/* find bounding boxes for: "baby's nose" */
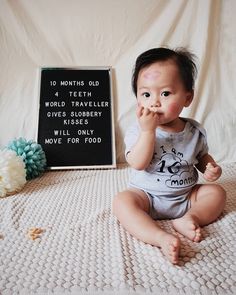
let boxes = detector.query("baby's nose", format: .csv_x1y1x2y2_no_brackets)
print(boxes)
151,101,161,108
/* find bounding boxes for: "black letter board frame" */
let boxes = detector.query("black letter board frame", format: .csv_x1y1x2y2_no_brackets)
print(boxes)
37,67,116,170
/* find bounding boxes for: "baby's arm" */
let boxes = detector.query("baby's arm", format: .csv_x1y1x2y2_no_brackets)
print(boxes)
196,153,222,182
127,106,159,170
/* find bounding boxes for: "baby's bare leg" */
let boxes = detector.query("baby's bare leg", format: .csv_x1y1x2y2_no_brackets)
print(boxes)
113,189,180,264
172,184,226,242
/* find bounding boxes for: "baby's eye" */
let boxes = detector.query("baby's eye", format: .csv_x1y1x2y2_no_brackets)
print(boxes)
142,92,151,98
161,91,171,97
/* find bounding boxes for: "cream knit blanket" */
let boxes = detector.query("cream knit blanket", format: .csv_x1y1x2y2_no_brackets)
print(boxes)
0,164,236,294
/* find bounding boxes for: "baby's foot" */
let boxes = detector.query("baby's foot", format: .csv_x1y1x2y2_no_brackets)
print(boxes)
158,231,180,264
172,215,201,242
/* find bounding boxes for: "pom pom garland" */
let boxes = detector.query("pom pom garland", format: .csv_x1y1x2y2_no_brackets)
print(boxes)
0,149,26,198
7,138,47,180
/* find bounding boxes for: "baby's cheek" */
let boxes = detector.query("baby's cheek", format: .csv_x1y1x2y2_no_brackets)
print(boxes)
168,102,181,113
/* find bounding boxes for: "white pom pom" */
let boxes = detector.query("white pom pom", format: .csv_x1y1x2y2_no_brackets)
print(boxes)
0,149,27,198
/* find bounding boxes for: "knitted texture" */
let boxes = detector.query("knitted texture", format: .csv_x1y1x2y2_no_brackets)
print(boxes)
0,164,235,294
7,138,47,180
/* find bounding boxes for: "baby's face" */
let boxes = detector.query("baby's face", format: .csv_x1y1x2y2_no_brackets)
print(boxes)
137,60,193,125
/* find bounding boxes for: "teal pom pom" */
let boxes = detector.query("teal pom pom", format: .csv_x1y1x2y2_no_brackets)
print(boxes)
7,138,47,180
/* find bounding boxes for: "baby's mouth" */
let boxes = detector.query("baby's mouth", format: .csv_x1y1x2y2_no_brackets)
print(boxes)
149,107,162,114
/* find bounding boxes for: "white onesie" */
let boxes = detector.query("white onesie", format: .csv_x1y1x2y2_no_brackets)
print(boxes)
125,118,208,219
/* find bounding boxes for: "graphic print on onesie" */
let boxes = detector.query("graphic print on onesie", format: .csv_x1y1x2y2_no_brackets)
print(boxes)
125,118,208,195
146,145,199,191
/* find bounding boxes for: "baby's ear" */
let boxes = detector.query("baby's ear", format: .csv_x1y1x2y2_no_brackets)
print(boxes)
184,91,194,107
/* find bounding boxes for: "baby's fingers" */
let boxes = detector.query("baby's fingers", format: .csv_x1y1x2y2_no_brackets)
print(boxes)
204,162,221,181
206,163,221,174
204,169,216,179
143,107,151,116
136,105,143,118
206,162,216,170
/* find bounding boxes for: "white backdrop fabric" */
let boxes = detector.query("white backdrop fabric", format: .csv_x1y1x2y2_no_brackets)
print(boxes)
0,0,236,164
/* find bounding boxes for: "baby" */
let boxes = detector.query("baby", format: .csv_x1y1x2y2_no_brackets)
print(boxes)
113,47,226,264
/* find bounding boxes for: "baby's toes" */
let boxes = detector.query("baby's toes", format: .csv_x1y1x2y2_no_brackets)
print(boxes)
193,228,201,242
169,241,180,264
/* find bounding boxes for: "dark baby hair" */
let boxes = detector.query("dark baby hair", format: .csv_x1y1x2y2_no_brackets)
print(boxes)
132,47,198,96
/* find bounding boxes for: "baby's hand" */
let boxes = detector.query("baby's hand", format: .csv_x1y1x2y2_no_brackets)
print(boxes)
203,162,222,182
136,105,159,132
